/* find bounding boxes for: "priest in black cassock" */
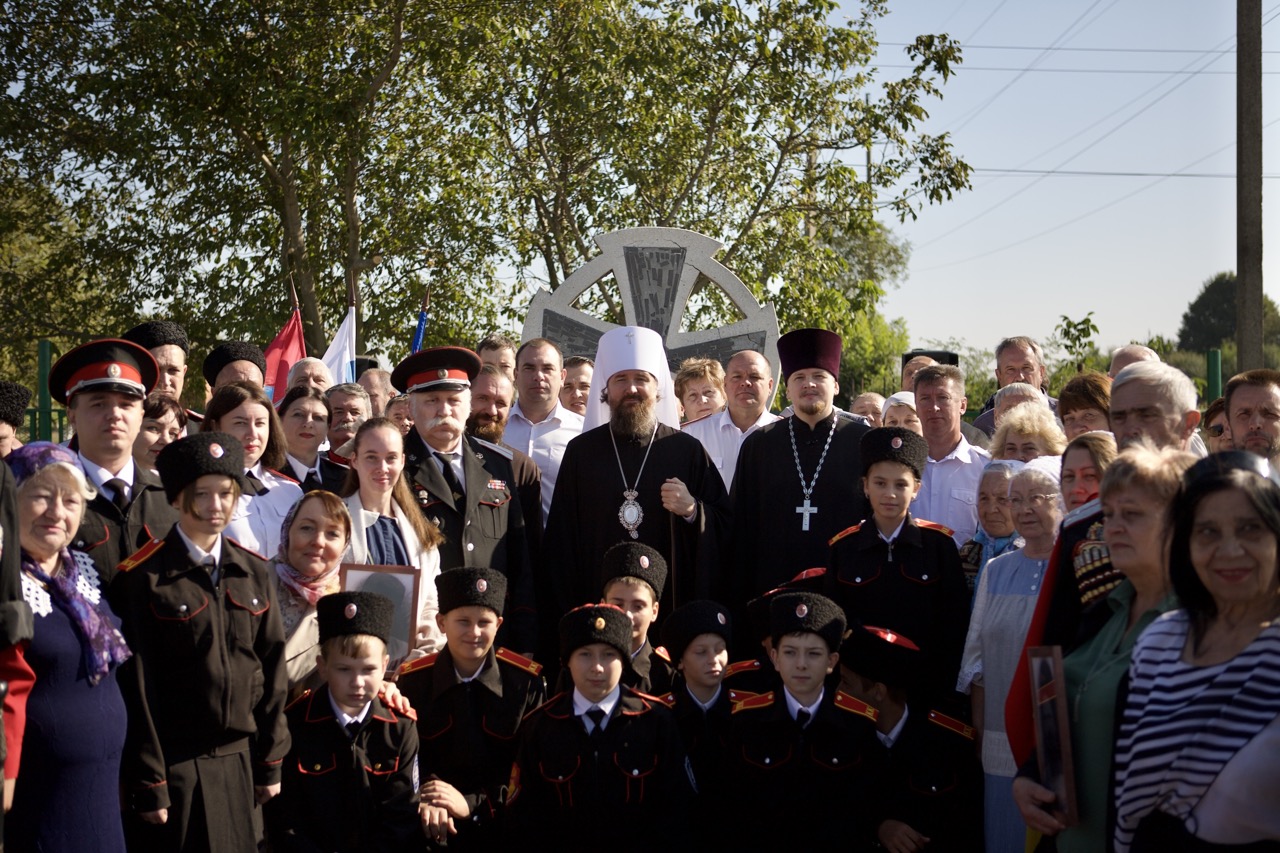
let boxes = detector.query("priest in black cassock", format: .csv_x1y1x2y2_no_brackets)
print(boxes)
728,328,870,622
542,326,729,628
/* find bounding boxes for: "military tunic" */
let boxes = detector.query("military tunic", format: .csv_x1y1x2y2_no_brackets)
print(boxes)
112,528,289,853
723,689,889,848
508,687,694,850
403,431,536,651
397,645,546,848
74,465,177,587
880,706,983,852
825,516,971,704
269,687,420,853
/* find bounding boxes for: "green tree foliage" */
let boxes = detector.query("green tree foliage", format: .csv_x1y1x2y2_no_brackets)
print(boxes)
1,0,968,370
1177,271,1280,353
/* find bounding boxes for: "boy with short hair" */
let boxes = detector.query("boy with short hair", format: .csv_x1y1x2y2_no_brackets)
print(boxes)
838,624,982,853
725,591,888,847
508,603,693,849
600,542,675,695
397,567,546,849
270,591,421,853
114,432,288,850
825,426,970,704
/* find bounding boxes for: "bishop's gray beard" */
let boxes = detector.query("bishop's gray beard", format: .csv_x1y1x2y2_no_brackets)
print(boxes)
609,398,657,440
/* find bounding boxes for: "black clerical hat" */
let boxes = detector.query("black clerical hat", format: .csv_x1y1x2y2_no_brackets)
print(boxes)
777,328,842,380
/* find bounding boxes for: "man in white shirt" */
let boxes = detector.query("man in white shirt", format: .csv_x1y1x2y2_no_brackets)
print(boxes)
504,338,584,523
913,364,990,547
681,349,779,491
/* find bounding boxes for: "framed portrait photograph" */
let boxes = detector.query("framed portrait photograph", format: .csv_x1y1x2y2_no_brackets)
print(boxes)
1028,645,1079,827
339,563,421,671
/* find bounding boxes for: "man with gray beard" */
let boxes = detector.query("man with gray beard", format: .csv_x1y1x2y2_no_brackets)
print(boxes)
543,327,730,625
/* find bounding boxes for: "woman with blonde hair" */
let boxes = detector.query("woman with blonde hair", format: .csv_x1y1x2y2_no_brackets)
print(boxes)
341,417,445,663
992,403,1068,462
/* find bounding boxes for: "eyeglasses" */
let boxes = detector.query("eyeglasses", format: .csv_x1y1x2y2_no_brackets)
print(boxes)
1204,423,1225,438
1008,494,1057,510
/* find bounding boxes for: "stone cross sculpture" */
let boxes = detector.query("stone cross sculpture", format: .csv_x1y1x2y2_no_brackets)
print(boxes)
521,227,781,380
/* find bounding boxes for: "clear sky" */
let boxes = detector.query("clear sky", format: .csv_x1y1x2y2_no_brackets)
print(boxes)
856,0,1278,358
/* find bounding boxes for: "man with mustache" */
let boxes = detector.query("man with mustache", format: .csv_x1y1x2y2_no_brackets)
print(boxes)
543,326,730,627
728,328,870,620
393,347,535,652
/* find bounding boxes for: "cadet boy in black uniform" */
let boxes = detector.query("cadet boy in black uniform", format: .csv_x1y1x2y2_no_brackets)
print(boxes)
838,624,982,852
397,567,546,849
657,599,750,833
113,431,289,852
724,591,888,848
601,541,675,695
825,427,970,705
270,591,421,853
508,603,694,851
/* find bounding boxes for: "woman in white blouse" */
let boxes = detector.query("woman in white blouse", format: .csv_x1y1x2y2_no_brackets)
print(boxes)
201,381,303,556
341,417,445,662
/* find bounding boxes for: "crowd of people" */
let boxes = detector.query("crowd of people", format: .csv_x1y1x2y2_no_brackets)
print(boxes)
0,320,1276,852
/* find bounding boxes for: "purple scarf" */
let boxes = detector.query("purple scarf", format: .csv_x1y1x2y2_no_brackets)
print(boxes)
23,550,131,686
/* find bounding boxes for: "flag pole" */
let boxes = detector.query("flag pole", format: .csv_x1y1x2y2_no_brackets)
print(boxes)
410,284,431,354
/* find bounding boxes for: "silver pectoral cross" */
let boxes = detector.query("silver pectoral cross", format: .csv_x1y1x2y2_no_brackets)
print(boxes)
796,498,817,531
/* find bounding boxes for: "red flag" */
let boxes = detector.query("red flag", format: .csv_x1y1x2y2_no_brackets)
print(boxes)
263,308,307,403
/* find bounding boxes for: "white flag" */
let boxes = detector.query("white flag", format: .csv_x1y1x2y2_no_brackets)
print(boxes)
322,306,357,384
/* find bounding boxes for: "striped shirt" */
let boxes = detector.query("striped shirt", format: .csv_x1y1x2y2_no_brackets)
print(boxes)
1113,611,1280,851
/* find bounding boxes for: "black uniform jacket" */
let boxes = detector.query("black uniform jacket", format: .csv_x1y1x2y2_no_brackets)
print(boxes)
270,686,420,853
112,528,290,813
508,686,694,850
403,431,536,650
825,515,971,704
723,688,889,848
74,464,177,587
882,705,983,853
397,644,546,844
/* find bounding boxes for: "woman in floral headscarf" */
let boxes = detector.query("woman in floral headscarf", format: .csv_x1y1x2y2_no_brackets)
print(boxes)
271,490,352,699
7,442,132,852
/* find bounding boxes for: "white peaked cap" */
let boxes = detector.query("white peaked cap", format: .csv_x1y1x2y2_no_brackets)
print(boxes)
584,326,681,431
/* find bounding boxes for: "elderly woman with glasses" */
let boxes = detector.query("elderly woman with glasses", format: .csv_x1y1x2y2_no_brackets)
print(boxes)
958,456,1064,853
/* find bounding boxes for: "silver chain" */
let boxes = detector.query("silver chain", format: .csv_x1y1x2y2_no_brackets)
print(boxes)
788,415,836,500
610,421,659,494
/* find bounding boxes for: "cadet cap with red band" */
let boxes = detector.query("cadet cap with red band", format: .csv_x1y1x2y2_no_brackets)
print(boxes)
48,338,158,405
391,346,482,394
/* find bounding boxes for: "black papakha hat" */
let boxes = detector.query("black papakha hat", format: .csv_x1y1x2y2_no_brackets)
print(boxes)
769,591,846,652
202,341,267,387
48,338,158,405
391,346,482,395
436,567,507,616
0,381,32,428
777,328,842,381
122,320,190,354
860,426,929,480
660,600,731,663
559,603,632,663
155,431,250,503
600,541,667,600
839,623,922,690
317,591,395,645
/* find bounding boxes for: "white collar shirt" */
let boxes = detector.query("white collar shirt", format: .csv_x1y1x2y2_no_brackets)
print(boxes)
877,706,910,749
913,435,989,547
572,685,621,732
783,686,824,726
80,454,136,504
687,683,722,713
505,400,584,523
174,524,223,584
327,692,372,728
285,453,321,485
681,408,779,492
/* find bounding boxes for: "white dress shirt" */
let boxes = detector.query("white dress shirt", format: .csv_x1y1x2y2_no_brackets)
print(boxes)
783,686,824,726
174,525,223,583
572,685,621,732
913,435,990,547
223,461,304,557
504,400,584,523
79,454,136,504
681,408,779,492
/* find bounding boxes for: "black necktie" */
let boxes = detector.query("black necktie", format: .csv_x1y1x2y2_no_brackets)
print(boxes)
105,478,129,513
585,707,607,739
796,708,812,729
433,452,465,503
243,470,266,496
301,471,323,493
345,720,362,740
